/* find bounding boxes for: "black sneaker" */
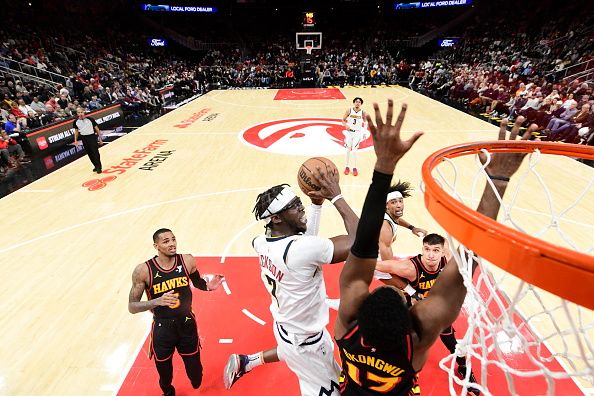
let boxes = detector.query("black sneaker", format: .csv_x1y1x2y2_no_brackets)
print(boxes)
457,365,480,395
223,354,249,389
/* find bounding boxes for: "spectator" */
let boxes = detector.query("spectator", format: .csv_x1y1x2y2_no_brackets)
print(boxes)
87,95,102,111
29,96,46,114
544,102,579,135
0,130,29,167
17,99,36,117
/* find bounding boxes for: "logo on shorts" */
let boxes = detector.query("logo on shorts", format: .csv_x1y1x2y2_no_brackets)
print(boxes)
239,118,373,156
81,176,118,191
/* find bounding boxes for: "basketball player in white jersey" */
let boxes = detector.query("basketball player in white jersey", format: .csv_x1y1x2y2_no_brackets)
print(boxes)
342,97,368,176
223,167,358,395
373,181,427,282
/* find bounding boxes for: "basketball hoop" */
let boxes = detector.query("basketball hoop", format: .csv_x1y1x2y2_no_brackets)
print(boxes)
305,45,313,55
421,141,594,395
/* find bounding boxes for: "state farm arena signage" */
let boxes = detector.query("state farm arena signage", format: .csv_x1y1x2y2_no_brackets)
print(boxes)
26,104,124,154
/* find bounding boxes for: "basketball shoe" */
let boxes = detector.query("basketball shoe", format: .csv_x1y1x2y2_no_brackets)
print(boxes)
224,353,249,389
344,167,350,175
352,168,358,176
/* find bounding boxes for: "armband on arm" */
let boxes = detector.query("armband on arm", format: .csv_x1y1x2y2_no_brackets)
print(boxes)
304,203,322,236
404,284,422,301
189,271,208,290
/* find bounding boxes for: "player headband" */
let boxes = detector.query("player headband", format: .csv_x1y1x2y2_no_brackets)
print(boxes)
386,191,403,202
261,186,297,223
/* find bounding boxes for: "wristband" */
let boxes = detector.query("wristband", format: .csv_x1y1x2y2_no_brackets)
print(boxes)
487,173,510,182
407,224,415,231
403,284,417,296
330,194,343,205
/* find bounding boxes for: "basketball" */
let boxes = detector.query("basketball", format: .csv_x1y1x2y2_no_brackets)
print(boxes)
297,157,338,195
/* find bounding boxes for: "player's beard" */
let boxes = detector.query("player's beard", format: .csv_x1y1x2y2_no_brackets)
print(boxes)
291,212,307,234
297,211,308,233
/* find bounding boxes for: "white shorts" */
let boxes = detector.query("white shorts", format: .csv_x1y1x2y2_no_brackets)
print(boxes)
343,129,366,150
274,322,340,396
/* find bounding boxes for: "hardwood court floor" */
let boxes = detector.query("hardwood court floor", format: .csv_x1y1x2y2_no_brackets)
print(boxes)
1,87,591,395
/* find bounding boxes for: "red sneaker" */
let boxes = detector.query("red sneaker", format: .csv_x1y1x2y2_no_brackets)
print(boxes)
344,167,350,175
353,168,358,176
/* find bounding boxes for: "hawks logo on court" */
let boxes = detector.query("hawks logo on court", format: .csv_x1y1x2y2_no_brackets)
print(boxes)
239,118,373,156
81,176,117,191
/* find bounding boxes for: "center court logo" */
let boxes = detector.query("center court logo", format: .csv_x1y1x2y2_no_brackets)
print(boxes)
239,118,373,156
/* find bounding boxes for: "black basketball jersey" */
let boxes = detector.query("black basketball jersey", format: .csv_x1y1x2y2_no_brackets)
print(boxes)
145,254,193,318
337,325,417,396
409,254,447,298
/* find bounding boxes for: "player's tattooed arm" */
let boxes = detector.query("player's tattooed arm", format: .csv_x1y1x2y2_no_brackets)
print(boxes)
183,254,224,291
128,264,178,313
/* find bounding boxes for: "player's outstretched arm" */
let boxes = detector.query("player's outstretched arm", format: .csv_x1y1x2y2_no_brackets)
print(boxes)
336,101,423,337
398,217,428,238
308,164,359,263
375,258,416,281
412,116,533,347
183,254,224,291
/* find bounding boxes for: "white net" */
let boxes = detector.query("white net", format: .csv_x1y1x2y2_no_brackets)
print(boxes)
425,147,594,396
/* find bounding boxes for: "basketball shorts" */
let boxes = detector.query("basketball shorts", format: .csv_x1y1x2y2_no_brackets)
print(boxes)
150,314,200,361
274,322,341,396
343,129,366,150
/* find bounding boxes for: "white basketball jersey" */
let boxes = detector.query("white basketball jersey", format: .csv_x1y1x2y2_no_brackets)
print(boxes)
347,108,364,131
384,213,398,243
253,234,334,334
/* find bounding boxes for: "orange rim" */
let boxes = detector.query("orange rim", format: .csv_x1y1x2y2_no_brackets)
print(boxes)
422,141,594,310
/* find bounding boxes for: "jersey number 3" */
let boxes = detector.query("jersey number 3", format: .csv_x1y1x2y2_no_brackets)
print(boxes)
345,361,402,393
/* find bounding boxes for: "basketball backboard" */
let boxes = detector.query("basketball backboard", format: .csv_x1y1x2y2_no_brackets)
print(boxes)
296,32,322,54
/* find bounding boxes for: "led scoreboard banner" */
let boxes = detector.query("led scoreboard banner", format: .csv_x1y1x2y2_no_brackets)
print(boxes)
141,4,218,12
394,0,472,10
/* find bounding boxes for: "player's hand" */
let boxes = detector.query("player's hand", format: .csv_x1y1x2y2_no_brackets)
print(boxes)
410,292,424,305
478,117,537,179
309,196,325,205
157,290,179,307
204,274,225,290
412,227,427,237
98,140,104,146
366,101,423,173
308,164,341,202
73,140,79,146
